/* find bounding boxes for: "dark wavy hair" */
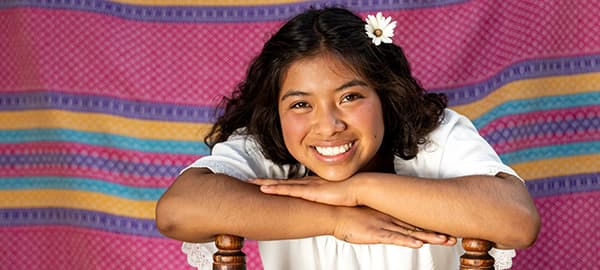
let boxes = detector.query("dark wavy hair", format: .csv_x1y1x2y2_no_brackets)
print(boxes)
205,7,447,166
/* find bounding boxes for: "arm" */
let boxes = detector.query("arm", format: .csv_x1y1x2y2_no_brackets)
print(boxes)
156,167,336,243
352,172,540,249
155,167,449,247
257,172,539,249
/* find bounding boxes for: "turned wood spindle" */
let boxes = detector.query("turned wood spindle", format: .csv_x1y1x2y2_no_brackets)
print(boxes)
213,235,494,270
213,234,246,270
460,238,495,270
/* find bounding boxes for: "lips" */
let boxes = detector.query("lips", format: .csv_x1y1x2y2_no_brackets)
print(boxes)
314,142,353,156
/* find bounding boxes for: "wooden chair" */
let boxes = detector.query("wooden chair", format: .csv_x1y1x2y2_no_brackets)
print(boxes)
212,234,495,270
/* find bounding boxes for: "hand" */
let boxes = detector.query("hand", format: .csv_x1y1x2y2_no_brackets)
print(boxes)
334,206,457,248
252,176,358,207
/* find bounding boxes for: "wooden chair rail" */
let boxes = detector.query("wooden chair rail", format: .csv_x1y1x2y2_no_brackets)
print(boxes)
212,234,494,270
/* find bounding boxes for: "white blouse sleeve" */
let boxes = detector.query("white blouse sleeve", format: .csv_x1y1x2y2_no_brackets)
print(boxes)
183,132,268,180
183,130,300,180
433,109,520,180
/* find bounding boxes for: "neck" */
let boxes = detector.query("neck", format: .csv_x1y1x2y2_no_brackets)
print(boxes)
360,149,395,174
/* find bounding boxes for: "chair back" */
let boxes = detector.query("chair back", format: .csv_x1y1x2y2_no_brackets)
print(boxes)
212,235,495,270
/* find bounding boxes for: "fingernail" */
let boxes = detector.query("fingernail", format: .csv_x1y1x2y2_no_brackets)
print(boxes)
414,240,423,246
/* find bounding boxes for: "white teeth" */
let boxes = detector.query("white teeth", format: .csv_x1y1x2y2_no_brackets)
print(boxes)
315,142,352,156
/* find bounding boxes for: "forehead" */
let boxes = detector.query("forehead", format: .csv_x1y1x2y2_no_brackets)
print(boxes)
281,53,364,89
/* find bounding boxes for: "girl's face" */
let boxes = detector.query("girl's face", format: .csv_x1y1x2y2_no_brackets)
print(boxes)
278,54,385,181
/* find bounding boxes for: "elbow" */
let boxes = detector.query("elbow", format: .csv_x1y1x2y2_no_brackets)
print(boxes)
155,195,202,241
497,205,541,249
155,196,181,238
520,208,541,248
155,193,215,243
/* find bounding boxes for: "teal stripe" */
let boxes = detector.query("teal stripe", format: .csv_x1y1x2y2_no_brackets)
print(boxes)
0,128,210,155
0,177,165,201
500,141,600,165
473,92,600,129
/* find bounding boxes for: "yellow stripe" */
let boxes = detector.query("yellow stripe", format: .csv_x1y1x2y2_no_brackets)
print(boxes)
109,0,305,6
451,72,600,120
511,154,600,181
0,190,155,219
0,110,212,141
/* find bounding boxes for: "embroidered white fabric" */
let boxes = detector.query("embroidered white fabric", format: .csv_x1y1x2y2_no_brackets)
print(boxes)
491,247,516,269
181,242,215,270
182,242,516,270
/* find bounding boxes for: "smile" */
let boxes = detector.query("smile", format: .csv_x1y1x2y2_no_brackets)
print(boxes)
314,142,354,156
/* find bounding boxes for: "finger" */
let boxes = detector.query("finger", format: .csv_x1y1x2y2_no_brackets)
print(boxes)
386,221,450,245
390,219,421,230
249,178,285,185
259,184,294,195
260,185,313,201
375,229,424,248
251,178,312,185
408,230,451,244
441,236,458,246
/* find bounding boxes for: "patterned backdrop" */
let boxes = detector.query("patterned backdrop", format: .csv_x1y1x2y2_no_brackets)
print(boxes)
1,0,598,269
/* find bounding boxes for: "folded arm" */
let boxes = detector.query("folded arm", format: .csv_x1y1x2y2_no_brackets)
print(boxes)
355,172,539,249
155,168,453,247
256,172,540,249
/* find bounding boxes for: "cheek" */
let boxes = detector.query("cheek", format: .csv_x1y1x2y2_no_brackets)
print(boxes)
280,113,309,148
355,104,385,139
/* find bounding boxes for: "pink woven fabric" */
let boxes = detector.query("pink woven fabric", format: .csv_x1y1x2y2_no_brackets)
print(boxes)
1,1,598,269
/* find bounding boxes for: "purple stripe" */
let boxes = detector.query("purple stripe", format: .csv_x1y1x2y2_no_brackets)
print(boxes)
433,54,600,106
0,91,217,123
0,207,161,237
1,0,468,23
1,153,184,177
483,114,600,146
3,55,600,118
526,173,600,198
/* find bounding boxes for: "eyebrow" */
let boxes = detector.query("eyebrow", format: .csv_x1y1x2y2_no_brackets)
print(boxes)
279,79,369,102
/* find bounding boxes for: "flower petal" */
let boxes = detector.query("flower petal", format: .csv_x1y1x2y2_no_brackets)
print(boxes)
373,37,382,46
380,16,391,29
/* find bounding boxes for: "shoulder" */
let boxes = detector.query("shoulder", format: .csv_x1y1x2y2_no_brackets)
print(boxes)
186,128,304,179
394,109,517,178
424,109,519,178
426,108,477,144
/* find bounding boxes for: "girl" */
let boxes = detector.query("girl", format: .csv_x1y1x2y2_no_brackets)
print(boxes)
156,7,540,270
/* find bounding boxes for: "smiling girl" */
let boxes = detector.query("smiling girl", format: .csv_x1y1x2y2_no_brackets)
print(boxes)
156,7,540,270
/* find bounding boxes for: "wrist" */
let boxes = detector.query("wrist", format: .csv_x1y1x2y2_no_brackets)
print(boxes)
330,206,352,240
352,173,374,206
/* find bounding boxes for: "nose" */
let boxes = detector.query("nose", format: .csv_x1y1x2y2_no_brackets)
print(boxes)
313,107,346,136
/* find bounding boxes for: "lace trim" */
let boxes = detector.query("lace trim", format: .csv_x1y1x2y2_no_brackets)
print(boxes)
181,242,214,270
182,241,515,269
490,248,516,270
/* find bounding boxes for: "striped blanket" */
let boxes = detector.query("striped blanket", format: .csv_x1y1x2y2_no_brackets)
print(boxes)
1,0,598,269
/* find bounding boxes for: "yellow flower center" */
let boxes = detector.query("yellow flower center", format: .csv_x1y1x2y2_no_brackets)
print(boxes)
373,28,383,37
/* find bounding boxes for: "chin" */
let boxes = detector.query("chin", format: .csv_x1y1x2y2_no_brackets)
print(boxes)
312,170,354,182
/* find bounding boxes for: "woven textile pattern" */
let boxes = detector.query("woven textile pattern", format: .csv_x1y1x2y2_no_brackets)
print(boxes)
0,0,598,269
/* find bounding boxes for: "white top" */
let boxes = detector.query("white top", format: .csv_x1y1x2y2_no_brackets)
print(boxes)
181,109,517,270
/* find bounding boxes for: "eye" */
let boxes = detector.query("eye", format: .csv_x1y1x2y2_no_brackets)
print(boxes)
341,93,363,103
290,101,310,109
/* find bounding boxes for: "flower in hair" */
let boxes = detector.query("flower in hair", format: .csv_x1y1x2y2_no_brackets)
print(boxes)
364,12,397,46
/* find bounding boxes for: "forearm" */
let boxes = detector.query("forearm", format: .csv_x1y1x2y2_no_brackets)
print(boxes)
156,168,338,243
355,173,540,248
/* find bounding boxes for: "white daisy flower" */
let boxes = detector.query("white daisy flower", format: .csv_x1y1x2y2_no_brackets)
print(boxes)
364,12,397,46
